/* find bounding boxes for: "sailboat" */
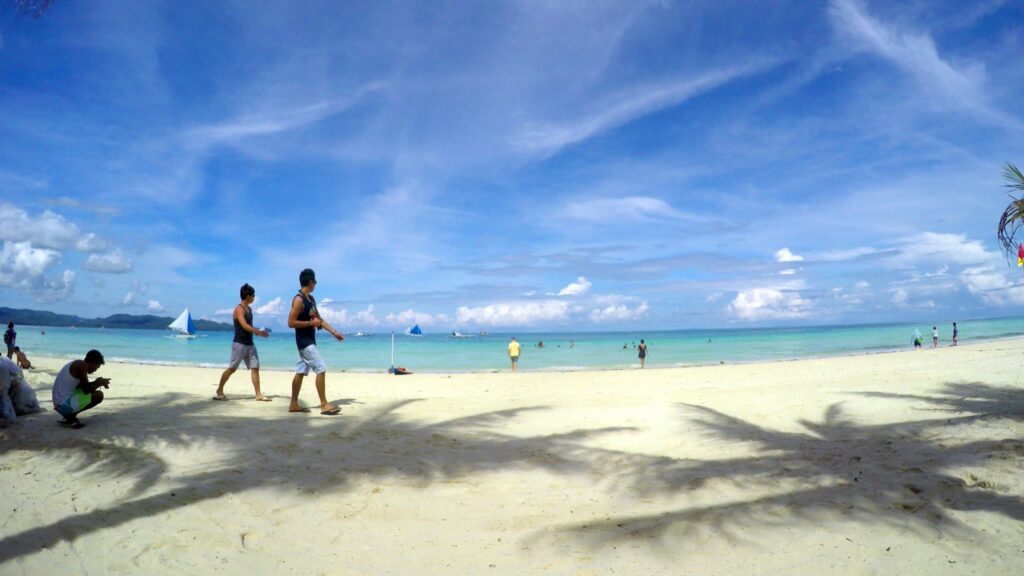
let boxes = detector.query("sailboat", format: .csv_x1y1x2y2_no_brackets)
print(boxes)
168,307,197,338
405,324,423,336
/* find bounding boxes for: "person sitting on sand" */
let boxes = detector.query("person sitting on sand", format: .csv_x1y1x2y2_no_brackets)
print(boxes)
214,283,271,402
288,268,344,415
13,347,31,369
51,349,109,429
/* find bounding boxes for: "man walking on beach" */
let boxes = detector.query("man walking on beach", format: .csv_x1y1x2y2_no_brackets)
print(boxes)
215,283,270,401
51,349,109,429
288,269,344,415
952,322,958,346
508,337,521,371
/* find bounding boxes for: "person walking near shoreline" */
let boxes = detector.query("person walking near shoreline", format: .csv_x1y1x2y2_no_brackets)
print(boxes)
932,325,939,348
638,339,647,368
214,283,270,401
288,269,344,415
952,322,958,346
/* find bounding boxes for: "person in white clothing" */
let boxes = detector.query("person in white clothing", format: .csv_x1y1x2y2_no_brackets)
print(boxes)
52,350,109,429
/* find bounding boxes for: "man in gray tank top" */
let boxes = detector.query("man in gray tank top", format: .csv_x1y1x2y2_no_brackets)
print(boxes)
214,283,270,401
288,268,344,415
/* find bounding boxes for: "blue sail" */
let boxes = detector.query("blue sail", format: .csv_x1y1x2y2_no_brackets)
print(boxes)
406,324,422,336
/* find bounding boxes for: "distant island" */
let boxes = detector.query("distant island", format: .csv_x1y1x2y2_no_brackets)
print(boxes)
0,307,232,332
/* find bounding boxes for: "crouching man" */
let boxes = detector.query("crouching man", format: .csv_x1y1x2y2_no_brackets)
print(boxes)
52,349,109,429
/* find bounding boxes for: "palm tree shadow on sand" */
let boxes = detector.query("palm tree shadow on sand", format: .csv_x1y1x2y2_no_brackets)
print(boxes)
549,383,1024,547
0,393,634,565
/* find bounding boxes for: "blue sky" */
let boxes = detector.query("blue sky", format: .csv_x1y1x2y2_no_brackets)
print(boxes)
1,0,1023,331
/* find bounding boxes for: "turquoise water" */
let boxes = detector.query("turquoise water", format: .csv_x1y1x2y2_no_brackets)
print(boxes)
11,317,1024,373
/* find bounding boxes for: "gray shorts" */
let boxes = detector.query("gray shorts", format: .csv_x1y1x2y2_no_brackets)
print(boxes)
296,344,327,375
228,342,260,370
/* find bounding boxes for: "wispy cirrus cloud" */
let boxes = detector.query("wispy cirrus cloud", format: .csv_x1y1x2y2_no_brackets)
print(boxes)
513,61,780,157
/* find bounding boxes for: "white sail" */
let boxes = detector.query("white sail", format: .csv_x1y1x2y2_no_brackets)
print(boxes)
168,307,196,335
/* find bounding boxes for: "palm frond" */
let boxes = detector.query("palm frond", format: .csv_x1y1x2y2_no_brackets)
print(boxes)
996,162,1024,258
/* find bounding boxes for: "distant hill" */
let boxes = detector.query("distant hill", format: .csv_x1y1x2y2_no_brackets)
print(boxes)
0,307,232,331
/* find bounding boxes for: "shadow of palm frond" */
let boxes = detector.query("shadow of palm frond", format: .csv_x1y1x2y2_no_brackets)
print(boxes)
0,392,634,564
553,401,1024,546
854,381,1024,420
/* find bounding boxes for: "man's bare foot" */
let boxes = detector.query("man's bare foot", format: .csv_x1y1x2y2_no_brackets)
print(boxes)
289,404,310,413
254,395,272,402
320,403,340,415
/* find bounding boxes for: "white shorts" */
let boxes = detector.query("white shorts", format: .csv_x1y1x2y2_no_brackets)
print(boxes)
296,345,327,375
228,342,259,370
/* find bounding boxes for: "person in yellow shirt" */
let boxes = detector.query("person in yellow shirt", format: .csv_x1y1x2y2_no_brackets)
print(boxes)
508,337,521,371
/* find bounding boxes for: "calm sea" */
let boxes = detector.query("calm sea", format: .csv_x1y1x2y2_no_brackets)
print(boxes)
11,317,1024,373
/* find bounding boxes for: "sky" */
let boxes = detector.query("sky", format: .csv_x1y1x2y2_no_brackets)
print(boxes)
1,0,1023,332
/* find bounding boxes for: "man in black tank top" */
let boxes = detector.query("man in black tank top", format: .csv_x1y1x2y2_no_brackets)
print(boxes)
288,268,345,415
215,283,270,401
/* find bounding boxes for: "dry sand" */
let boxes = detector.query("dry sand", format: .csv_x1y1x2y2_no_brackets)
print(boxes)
1,340,1023,575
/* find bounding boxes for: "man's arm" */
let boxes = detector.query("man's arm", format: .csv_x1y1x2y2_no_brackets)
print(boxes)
318,318,344,342
70,360,108,394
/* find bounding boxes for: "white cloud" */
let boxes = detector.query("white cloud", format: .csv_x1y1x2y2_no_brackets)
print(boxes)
75,233,108,252
514,61,778,157
809,247,879,262
706,292,725,303
122,291,136,305
315,303,381,328
779,268,798,276
147,300,164,312
828,0,990,116
256,296,285,315
589,301,649,323
892,288,908,305
84,249,133,273
0,203,101,251
775,248,804,262
855,280,871,289
0,241,74,302
558,276,592,296
385,309,447,328
213,308,235,316
726,288,812,320
564,196,697,223
456,300,570,327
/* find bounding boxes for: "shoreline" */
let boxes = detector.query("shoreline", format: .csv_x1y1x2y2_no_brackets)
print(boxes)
23,333,1024,376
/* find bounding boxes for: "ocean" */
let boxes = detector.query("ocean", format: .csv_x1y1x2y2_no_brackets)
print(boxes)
11,317,1024,373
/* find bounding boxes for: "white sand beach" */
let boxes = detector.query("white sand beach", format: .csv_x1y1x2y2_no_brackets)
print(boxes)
2,340,1023,575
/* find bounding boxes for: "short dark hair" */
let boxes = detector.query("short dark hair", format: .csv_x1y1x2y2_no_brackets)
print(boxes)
240,283,255,300
84,349,105,366
299,268,317,287
13,346,19,352
6,322,12,329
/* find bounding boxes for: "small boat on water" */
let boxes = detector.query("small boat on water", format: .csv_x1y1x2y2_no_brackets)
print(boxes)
354,332,374,337
449,330,475,338
405,324,423,336
168,307,197,338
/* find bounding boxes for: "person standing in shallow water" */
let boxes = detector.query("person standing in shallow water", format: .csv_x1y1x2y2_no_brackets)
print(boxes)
288,268,344,415
638,339,648,368
508,337,521,371
215,283,270,401
952,322,958,346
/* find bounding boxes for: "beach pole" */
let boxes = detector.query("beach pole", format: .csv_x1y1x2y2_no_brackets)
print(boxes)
390,331,395,374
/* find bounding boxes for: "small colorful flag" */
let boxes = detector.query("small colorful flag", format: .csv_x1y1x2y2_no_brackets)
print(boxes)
1017,243,1023,267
